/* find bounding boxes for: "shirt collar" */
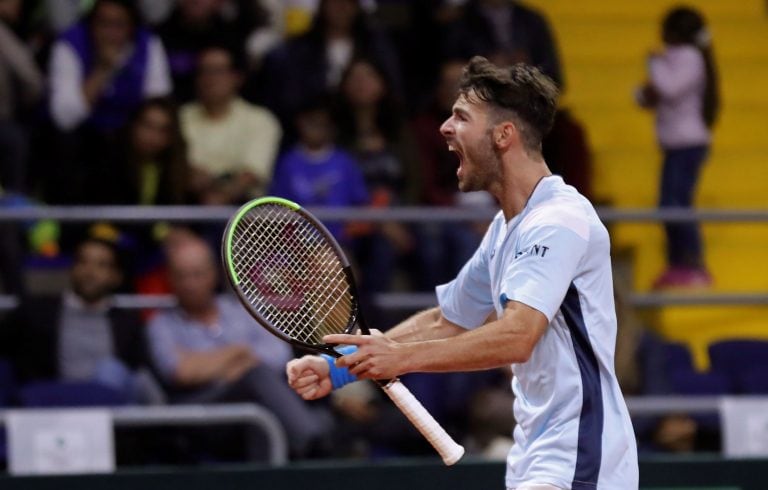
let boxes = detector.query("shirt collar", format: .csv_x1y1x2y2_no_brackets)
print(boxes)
63,290,112,313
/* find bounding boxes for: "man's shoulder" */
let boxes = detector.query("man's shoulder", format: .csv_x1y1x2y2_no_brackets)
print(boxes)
146,305,184,330
233,99,279,124
179,102,202,124
523,191,593,241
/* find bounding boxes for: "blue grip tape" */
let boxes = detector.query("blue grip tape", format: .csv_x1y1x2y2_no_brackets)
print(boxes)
321,345,358,390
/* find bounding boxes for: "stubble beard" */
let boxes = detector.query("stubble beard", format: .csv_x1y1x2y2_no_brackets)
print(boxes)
458,133,501,193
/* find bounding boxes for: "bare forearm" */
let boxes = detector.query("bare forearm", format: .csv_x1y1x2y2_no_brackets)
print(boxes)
385,307,465,343
400,318,534,373
332,301,548,379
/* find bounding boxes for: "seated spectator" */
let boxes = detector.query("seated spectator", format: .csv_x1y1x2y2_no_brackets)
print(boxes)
147,235,332,458
256,0,402,137
269,97,369,244
181,45,281,204
87,97,192,206
158,0,245,102
239,0,283,71
1,227,164,404
48,0,171,134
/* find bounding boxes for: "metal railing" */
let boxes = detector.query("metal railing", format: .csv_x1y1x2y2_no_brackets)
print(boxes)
1,204,768,224
1,205,768,309
0,403,289,465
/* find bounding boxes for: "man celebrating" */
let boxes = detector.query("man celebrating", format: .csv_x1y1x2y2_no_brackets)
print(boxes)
287,57,638,489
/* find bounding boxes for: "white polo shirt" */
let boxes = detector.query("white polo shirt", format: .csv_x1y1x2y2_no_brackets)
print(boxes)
437,176,638,489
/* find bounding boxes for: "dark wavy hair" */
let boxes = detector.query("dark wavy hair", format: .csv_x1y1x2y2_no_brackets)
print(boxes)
307,0,366,43
334,56,405,146
662,6,720,127
458,56,559,154
124,97,190,204
87,0,142,30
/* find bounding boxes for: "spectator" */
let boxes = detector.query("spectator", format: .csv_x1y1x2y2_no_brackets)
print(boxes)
256,0,402,136
240,0,284,70
0,0,43,195
335,57,418,293
88,97,192,206
439,0,564,89
1,228,164,404
269,97,369,243
636,6,720,289
182,45,281,204
48,0,171,133
158,0,244,102
147,235,332,457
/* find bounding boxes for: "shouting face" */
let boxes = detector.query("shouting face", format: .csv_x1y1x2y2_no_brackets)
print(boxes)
439,91,502,193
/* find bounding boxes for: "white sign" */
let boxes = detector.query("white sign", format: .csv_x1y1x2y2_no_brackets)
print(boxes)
721,397,768,457
6,409,115,475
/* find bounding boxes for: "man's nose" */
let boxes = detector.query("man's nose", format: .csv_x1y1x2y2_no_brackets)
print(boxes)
439,117,454,137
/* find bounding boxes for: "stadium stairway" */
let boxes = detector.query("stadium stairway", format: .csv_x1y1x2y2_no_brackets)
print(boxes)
524,0,768,368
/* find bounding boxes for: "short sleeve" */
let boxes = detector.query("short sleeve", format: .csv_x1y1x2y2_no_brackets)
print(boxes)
499,224,588,321
49,41,89,130
144,36,172,97
435,224,495,329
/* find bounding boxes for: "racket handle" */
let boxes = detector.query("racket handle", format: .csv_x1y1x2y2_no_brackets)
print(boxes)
381,379,465,465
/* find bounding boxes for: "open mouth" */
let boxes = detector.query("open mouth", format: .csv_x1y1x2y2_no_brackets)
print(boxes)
447,142,465,177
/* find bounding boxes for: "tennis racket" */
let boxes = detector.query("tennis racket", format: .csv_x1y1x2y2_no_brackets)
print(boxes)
221,196,465,465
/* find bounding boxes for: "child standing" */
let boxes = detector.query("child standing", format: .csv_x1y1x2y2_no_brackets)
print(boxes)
637,6,720,289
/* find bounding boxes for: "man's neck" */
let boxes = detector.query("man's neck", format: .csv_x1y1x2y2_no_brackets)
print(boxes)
493,151,552,221
65,290,111,312
182,297,219,325
202,98,234,120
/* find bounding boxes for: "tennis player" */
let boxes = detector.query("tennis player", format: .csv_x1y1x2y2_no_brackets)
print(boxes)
287,56,638,490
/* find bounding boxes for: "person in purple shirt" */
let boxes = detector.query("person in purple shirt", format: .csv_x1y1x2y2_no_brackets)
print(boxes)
49,0,171,133
269,97,370,244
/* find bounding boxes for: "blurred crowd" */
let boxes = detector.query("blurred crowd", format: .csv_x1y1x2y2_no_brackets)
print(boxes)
0,0,596,296
2,0,727,468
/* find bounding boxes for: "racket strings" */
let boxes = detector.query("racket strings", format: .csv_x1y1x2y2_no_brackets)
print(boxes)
231,205,354,343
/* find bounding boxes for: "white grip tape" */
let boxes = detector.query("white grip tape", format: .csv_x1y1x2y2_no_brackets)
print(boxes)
381,379,465,465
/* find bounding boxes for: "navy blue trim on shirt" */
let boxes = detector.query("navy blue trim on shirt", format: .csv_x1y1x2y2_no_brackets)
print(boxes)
561,283,604,489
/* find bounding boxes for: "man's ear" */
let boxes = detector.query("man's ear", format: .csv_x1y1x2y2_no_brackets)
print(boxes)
494,121,518,150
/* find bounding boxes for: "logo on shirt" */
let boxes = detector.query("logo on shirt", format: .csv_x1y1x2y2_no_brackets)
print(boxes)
514,244,550,259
